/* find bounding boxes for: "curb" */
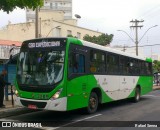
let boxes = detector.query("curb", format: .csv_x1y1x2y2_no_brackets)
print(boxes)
0,107,38,118
153,88,160,91
153,86,160,91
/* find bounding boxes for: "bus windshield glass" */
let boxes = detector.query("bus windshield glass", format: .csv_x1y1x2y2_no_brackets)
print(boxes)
17,50,65,86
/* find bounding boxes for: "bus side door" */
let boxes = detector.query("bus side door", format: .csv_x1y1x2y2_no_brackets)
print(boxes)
119,56,129,100
67,44,88,110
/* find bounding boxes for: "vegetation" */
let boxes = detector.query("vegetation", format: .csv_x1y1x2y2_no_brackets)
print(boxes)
67,34,77,38
153,60,160,73
0,0,43,13
83,33,114,46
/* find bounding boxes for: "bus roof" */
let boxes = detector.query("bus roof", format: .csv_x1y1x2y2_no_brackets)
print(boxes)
22,37,150,61
80,39,147,61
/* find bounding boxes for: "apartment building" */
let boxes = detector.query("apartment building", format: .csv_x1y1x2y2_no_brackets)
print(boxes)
26,0,72,22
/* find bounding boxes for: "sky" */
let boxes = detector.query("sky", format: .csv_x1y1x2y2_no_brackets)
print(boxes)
1,0,160,56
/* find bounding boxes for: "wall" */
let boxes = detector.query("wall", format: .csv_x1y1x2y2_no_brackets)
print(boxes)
0,64,16,85
0,45,20,60
0,12,102,42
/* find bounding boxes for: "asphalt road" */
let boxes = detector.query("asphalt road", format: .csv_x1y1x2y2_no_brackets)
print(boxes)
0,90,160,130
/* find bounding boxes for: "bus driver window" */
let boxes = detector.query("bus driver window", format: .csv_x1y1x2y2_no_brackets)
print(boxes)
69,53,85,75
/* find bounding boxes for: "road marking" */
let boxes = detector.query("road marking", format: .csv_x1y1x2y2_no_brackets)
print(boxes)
75,113,102,122
0,118,18,121
40,113,102,130
143,95,160,98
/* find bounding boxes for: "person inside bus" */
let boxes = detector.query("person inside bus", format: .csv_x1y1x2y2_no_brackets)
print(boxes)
0,70,11,108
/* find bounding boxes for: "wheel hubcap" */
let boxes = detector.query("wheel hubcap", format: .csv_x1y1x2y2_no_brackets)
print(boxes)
90,97,96,109
136,93,140,100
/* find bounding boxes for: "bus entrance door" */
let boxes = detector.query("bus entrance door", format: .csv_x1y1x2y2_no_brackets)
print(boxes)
67,45,88,110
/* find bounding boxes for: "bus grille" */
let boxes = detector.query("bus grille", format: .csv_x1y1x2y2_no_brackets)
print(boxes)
20,99,47,108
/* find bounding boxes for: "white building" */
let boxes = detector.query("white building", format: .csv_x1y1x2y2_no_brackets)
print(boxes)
112,45,145,57
0,40,21,63
151,54,160,61
26,0,72,22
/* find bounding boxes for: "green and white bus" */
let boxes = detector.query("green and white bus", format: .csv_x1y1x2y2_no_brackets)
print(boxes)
14,37,153,113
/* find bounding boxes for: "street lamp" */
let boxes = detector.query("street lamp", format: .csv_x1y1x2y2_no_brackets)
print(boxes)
75,14,81,19
46,26,60,37
75,14,81,26
117,25,158,56
139,25,158,43
117,30,134,42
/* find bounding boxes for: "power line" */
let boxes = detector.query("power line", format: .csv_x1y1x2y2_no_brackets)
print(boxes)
138,5,160,20
113,43,160,48
130,44,160,48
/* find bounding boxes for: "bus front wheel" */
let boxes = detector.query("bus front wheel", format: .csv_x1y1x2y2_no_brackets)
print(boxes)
86,92,98,114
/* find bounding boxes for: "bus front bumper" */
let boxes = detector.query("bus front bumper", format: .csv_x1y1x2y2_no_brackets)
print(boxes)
14,96,67,111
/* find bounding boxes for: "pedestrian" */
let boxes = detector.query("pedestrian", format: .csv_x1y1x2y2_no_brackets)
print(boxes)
157,79,159,86
0,69,11,108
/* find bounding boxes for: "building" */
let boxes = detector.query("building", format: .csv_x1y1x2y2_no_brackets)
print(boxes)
0,40,21,63
112,45,145,57
26,0,72,22
151,54,160,61
0,11,102,42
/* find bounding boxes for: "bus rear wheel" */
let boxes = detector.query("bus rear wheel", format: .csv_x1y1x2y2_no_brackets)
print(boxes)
86,92,98,114
133,87,140,102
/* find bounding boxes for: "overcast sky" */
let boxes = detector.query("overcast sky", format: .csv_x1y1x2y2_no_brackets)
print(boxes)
0,0,160,56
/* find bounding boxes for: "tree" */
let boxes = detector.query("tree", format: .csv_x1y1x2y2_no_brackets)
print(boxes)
0,0,43,13
67,34,78,38
153,60,160,73
83,33,114,46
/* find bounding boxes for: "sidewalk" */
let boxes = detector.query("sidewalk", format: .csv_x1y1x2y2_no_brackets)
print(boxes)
0,96,36,118
153,85,160,90
0,85,160,118
2,95,17,109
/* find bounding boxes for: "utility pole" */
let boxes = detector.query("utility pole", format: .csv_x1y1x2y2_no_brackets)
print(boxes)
39,17,41,38
35,7,39,38
130,19,144,56
122,45,126,52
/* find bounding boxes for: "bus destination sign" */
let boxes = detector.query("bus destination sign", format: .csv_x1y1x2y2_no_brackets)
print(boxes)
28,41,61,48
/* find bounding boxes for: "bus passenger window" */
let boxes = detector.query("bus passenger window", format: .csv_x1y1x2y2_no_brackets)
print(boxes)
90,50,105,73
107,54,119,74
69,53,85,75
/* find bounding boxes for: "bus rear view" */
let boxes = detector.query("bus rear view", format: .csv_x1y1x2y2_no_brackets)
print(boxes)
15,38,67,111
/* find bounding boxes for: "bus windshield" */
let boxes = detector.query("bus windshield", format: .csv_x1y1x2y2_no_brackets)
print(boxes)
17,50,65,86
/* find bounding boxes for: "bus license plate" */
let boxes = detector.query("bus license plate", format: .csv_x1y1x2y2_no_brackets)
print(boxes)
28,104,37,109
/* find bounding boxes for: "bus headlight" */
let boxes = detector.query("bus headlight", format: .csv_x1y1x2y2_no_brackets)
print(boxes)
51,89,63,100
15,90,19,97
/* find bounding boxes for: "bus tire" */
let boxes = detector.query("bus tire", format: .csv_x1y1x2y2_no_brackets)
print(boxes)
86,92,98,114
133,87,141,102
